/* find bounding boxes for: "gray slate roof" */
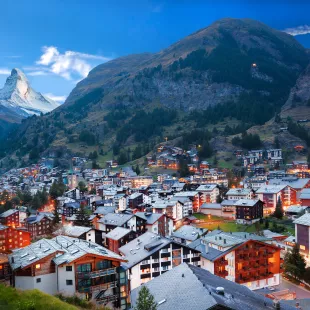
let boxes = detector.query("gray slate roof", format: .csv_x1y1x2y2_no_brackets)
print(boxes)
0,209,18,218
105,227,132,241
131,263,295,310
9,235,125,270
98,213,134,226
135,212,163,224
171,225,207,241
94,206,116,215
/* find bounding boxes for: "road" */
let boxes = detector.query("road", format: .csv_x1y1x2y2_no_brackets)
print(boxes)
276,277,310,299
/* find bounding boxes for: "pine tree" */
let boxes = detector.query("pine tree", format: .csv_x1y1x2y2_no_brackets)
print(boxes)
264,218,269,229
284,244,306,280
74,203,91,227
53,205,60,225
273,197,284,219
135,164,141,175
134,286,157,310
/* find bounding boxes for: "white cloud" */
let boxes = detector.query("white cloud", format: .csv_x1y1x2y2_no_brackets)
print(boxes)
284,25,310,36
0,68,10,75
36,46,111,80
44,93,66,103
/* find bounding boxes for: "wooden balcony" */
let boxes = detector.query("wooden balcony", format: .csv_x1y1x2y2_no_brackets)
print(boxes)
217,270,228,277
97,294,119,305
78,281,118,293
77,267,117,279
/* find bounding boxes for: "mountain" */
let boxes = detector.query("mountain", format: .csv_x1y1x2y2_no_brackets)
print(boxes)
1,18,310,168
0,68,59,122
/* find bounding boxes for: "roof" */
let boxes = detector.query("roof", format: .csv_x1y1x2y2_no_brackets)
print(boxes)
263,230,286,239
300,188,310,200
269,178,310,190
135,212,163,224
63,202,80,209
171,226,207,241
119,232,171,269
256,184,287,194
226,188,252,196
174,191,198,197
25,213,54,224
234,199,260,207
9,235,125,270
0,209,18,218
105,227,132,240
285,205,308,213
196,184,218,192
200,203,222,210
93,206,116,215
130,263,295,310
98,213,134,226
293,213,310,226
55,225,92,237
188,239,223,260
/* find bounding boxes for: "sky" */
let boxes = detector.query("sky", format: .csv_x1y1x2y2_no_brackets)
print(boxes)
0,0,310,103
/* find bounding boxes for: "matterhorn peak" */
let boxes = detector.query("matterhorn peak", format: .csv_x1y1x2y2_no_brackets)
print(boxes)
0,68,59,120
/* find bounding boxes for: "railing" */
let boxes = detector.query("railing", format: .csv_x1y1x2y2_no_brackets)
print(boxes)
77,267,117,279
97,294,119,304
78,281,118,293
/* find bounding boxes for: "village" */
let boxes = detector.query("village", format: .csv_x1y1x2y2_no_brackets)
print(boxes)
0,143,310,309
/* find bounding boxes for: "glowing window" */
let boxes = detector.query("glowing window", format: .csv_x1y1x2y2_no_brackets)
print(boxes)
35,264,41,269
300,245,306,250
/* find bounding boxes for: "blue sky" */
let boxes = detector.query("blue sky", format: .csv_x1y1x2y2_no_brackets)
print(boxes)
0,0,310,103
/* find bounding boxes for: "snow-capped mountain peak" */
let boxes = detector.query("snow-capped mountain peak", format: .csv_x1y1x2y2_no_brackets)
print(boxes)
0,68,60,119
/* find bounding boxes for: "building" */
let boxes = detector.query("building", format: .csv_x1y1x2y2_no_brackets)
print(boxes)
135,212,173,237
98,213,146,236
0,224,31,252
130,176,153,188
226,188,254,201
62,202,80,217
174,191,200,213
196,184,219,204
24,213,54,239
119,232,201,290
9,236,129,309
300,188,310,206
128,193,143,209
0,209,20,228
234,199,264,224
256,185,297,214
171,225,207,245
200,203,223,217
130,263,294,310
293,213,310,264
189,232,283,290
105,227,136,254
0,253,11,281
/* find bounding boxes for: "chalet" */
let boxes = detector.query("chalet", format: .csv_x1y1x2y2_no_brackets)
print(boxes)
98,213,147,236
293,213,310,264
62,202,80,217
0,209,19,228
25,213,54,239
174,191,200,213
200,203,223,217
119,232,201,290
300,188,310,206
234,199,264,224
135,212,173,237
189,231,283,290
0,253,11,282
9,236,129,309
130,176,153,188
0,224,31,252
128,192,143,209
105,227,136,254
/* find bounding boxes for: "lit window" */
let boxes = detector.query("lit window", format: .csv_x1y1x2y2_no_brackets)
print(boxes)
300,245,306,250
35,264,41,269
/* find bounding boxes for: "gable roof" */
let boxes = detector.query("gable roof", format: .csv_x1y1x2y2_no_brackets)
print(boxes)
105,227,132,241
293,213,310,226
98,213,134,226
130,263,295,310
0,209,18,218
135,212,163,224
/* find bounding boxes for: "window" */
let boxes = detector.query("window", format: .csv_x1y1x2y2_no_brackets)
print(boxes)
36,278,41,283
35,264,41,270
300,245,306,251
66,280,73,285
66,266,72,271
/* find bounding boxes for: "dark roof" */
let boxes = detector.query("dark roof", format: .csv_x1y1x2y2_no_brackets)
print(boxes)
131,263,295,310
63,202,80,209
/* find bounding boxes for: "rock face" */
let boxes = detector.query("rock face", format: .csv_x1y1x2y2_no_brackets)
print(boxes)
0,68,59,122
282,63,310,111
64,18,308,111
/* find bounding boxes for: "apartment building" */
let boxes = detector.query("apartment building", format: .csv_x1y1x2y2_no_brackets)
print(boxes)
0,224,31,252
196,184,219,204
24,212,54,238
226,188,254,201
9,236,129,309
0,209,20,228
189,232,282,290
293,213,310,264
119,232,201,290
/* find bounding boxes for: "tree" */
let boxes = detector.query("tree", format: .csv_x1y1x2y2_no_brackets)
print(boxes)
50,178,66,200
53,205,60,226
134,286,157,310
264,218,269,229
78,181,87,193
273,197,284,219
284,244,306,280
135,164,141,175
74,203,91,227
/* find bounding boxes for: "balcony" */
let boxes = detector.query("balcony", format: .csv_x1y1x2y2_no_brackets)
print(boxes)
217,260,228,266
97,294,119,305
217,270,228,277
77,267,117,279
78,281,118,293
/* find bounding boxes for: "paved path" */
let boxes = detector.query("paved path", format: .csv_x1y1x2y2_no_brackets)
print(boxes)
276,277,310,299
